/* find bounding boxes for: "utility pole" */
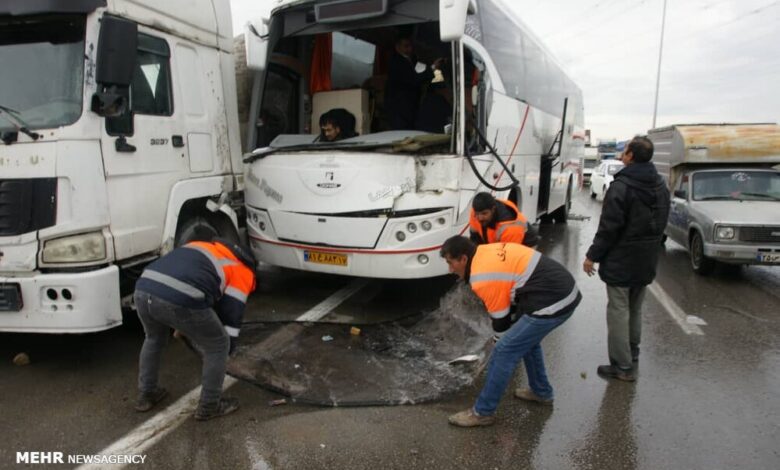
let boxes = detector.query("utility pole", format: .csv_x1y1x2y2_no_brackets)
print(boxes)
652,0,668,129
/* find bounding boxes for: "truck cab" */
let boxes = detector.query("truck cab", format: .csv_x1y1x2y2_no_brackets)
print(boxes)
0,0,243,332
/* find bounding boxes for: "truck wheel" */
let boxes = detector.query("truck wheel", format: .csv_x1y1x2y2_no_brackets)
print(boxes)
174,215,238,247
690,231,715,275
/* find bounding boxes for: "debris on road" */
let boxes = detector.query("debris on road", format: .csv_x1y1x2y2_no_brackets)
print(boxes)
350,326,361,336
268,398,287,407
449,354,480,365
13,352,30,366
686,315,707,326
322,335,334,342
580,372,587,379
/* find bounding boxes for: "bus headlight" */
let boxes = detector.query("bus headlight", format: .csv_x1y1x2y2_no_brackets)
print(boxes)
715,226,735,240
407,222,417,233
421,221,432,231
396,231,406,242
42,232,106,263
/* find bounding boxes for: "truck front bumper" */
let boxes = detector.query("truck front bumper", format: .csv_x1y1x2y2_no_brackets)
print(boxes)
0,265,122,333
704,242,780,265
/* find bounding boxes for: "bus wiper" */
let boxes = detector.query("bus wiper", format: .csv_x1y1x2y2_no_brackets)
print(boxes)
697,195,734,201
0,104,41,142
740,192,780,201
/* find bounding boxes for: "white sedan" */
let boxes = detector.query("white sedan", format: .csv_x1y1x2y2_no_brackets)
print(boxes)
590,160,625,201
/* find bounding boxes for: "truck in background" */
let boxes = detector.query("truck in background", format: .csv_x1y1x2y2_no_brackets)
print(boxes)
0,0,244,333
581,144,599,186
649,123,780,274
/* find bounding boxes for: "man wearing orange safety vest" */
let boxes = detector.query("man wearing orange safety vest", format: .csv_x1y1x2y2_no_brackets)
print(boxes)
440,236,580,427
469,192,538,247
133,237,256,421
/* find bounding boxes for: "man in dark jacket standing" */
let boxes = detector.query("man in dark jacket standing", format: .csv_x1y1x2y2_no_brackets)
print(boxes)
583,136,670,381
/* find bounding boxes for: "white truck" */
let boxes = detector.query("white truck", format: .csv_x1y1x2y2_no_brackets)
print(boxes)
650,124,780,274
0,0,245,332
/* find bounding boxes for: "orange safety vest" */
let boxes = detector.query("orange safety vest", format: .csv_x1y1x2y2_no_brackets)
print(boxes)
186,241,256,301
469,243,541,320
469,199,528,244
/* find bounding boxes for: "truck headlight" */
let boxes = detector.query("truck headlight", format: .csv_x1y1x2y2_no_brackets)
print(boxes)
715,226,735,241
42,232,106,263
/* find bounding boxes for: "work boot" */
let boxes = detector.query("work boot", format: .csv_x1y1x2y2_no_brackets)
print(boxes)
194,396,240,421
514,388,554,405
597,364,636,382
448,408,496,427
134,387,168,412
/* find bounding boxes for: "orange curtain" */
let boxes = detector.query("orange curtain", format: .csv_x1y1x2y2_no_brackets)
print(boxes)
310,33,333,94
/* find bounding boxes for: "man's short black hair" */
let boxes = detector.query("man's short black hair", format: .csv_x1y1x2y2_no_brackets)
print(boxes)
440,236,476,260
472,192,497,212
628,136,654,163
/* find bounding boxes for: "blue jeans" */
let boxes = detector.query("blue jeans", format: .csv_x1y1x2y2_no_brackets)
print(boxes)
474,311,573,416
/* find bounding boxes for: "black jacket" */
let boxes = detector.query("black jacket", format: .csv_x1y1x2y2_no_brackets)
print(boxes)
586,162,670,287
385,52,433,130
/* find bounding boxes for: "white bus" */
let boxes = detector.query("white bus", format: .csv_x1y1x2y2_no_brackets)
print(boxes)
241,0,584,279
0,0,243,332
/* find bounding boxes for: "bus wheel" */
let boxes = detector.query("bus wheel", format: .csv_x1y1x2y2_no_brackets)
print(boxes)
552,181,572,224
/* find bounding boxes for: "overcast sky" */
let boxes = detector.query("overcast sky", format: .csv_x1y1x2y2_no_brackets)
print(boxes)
230,0,780,142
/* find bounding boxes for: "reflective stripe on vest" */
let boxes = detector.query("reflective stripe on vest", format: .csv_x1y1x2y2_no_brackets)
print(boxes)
469,243,541,319
185,241,255,303
140,270,206,301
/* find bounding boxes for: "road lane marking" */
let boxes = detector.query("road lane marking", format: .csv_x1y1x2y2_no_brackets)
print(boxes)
648,282,705,336
78,278,371,470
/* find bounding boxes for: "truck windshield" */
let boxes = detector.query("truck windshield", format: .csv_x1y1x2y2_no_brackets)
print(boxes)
0,15,85,132
692,171,780,201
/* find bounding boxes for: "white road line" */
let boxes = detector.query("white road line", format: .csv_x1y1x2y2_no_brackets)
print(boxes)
647,281,705,336
77,278,371,470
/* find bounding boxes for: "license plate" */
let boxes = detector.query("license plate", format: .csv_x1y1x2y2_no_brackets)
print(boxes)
304,250,348,267
0,284,23,312
757,253,780,263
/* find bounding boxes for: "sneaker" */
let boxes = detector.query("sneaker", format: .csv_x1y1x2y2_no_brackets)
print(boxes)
448,408,496,427
194,397,240,421
134,387,168,412
514,388,554,405
597,364,636,382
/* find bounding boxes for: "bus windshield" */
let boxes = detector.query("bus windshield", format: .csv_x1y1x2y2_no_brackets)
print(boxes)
0,15,85,132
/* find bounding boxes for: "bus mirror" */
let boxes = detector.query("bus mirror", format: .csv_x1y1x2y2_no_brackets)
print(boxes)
95,16,137,86
439,0,471,42
245,19,269,71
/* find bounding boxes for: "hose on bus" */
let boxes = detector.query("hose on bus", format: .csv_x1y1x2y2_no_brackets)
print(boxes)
464,127,520,192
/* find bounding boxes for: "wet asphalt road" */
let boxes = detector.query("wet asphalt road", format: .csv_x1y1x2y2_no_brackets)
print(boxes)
1,188,779,470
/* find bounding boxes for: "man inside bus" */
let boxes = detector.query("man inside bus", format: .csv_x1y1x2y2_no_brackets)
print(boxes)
415,68,452,134
319,108,357,142
441,236,581,427
384,32,444,130
469,192,539,247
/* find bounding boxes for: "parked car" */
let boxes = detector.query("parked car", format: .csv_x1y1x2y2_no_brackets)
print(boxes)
590,160,624,200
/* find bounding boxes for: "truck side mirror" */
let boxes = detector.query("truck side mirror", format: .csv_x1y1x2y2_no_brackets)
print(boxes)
673,189,687,199
439,0,477,42
91,15,137,117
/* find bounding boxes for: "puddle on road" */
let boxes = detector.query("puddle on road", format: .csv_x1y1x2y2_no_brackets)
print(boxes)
227,282,494,406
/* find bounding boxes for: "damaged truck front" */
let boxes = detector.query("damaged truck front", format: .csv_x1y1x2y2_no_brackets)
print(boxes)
0,0,244,333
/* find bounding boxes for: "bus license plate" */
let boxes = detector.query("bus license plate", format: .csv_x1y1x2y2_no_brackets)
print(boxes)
304,250,348,267
757,253,780,264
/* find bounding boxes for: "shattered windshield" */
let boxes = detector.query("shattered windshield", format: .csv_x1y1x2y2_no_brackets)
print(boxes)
692,171,780,201
0,15,85,132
